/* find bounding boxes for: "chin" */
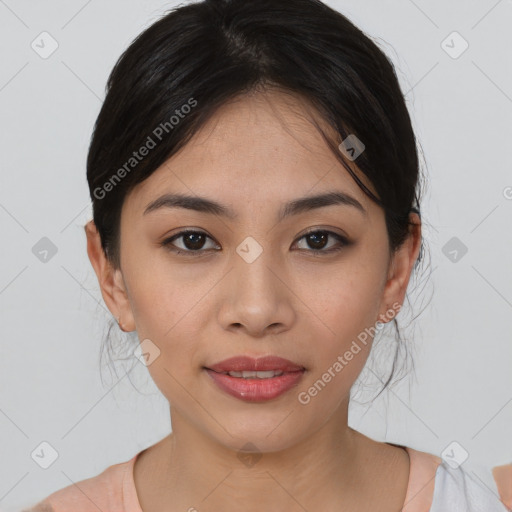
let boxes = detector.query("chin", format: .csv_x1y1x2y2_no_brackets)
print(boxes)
207,416,308,455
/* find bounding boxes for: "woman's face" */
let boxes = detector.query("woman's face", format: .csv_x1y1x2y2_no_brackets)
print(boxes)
88,90,419,452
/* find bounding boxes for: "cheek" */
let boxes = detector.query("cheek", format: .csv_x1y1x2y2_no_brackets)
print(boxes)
125,270,205,398
297,286,378,409
124,248,208,334
294,262,383,384
123,258,215,378
299,263,383,339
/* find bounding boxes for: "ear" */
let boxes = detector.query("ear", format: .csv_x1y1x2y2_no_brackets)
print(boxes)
84,220,136,332
377,213,422,323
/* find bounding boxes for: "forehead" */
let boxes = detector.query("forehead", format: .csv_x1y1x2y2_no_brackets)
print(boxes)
124,89,377,218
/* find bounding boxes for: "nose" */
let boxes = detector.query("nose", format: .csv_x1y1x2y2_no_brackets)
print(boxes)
217,249,296,338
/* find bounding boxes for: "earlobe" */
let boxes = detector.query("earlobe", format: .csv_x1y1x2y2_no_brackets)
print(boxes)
84,220,136,332
111,269,137,332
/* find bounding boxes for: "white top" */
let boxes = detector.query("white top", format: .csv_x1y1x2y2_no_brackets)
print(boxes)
431,462,508,511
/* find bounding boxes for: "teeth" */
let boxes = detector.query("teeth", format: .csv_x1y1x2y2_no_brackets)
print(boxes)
225,370,284,379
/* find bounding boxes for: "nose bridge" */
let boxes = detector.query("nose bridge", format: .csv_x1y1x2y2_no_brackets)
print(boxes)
233,238,280,305
219,237,293,335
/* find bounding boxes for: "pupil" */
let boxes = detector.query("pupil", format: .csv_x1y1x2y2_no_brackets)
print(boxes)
308,232,327,249
184,233,204,250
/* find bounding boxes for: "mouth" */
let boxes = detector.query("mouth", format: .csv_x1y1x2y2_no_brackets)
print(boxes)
204,355,305,374
205,369,294,379
203,355,306,402
203,368,306,402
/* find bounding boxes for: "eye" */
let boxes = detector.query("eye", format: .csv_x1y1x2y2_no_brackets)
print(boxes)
161,228,351,257
161,230,220,255
293,229,350,255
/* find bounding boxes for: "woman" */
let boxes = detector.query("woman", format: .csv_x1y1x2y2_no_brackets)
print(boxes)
26,0,508,510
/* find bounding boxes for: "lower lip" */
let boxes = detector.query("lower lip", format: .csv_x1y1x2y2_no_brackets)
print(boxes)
204,369,305,402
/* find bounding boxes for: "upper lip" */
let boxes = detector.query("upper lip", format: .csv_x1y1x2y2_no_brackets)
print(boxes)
205,356,305,373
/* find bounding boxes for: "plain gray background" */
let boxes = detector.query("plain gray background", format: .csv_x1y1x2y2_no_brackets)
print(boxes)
1,0,511,510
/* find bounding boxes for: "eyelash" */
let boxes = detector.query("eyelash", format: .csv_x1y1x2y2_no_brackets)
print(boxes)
160,229,351,257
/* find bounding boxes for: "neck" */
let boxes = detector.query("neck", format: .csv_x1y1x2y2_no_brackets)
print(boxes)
137,401,376,511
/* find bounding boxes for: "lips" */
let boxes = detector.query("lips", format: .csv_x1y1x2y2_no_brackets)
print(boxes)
205,355,305,373
205,368,305,401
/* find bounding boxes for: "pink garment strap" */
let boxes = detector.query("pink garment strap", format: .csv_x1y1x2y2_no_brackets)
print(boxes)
493,464,512,511
35,459,129,512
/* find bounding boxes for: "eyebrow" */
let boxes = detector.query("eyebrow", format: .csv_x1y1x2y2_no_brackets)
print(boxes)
143,191,367,220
